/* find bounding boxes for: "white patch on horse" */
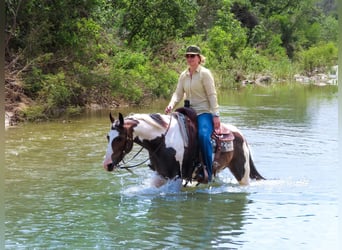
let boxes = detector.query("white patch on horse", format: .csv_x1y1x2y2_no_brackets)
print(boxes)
164,117,185,165
129,114,168,141
132,115,185,164
134,122,164,141
223,123,251,185
240,141,251,185
103,112,264,185
103,128,119,167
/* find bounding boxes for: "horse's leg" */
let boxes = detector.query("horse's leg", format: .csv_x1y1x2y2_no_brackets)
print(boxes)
225,136,251,185
213,152,233,176
150,173,168,187
235,141,251,185
216,151,250,185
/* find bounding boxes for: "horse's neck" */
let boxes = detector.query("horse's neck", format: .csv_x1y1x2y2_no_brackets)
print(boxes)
132,115,183,145
132,118,166,141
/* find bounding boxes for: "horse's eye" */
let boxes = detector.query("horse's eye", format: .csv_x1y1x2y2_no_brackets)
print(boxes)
113,137,122,142
106,135,110,142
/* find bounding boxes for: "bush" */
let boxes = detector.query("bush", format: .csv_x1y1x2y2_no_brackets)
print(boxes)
296,42,338,74
236,47,269,77
268,58,294,81
21,105,47,121
150,62,179,98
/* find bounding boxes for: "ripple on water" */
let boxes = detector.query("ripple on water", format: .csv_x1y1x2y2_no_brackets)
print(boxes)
5,90,338,249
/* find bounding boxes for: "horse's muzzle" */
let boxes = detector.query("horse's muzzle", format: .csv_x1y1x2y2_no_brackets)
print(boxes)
107,163,114,171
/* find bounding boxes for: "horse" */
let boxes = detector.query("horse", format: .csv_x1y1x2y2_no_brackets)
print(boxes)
103,112,265,186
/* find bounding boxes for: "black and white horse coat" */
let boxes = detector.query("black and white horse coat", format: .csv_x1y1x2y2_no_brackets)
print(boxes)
103,113,264,186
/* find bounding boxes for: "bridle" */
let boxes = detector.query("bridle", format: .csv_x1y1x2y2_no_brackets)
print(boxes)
114,114,173,171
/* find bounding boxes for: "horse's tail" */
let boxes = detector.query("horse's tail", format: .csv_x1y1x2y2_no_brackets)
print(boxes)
248,145,265,180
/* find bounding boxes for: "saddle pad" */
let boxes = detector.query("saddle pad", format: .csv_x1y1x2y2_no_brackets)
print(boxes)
174,113,189,147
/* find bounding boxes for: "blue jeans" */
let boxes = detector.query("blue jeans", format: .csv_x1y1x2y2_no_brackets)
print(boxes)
197,113,214,181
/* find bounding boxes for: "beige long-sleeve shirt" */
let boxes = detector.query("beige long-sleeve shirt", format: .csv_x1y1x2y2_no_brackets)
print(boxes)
168,65,219,115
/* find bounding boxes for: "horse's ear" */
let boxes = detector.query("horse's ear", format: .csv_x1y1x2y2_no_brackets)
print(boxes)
118,113,124,127
109,112,114,123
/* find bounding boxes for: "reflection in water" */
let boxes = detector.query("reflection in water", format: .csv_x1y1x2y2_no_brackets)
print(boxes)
110,188,249,249
145,192,248,249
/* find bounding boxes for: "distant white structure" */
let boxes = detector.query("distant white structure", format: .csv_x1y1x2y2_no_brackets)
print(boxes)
328,65,338,85
294,65,338,86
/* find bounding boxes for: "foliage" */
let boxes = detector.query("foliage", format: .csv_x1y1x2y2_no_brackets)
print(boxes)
6,0,102,59
5,0,338,120
116,0,198,50
24,71,85,118
296,42,338,74
268,58,294,81
214,0,247,57
319,15,338,42
21,105,48,122
236,47,270,78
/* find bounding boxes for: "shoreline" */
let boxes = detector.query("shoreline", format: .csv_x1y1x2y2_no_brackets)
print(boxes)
5,65,338,129
5,80,338,129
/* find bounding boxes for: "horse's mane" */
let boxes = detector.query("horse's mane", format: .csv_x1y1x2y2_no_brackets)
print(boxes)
126,113,169,129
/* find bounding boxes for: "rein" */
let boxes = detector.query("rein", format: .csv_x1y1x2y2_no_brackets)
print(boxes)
119,146,147,169
117,114,173,171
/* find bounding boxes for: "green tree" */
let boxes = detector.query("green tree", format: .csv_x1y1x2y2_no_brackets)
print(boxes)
297,42,337,74
5,0,338,122
242,0,329,58
117,0,198,51
213,0,247,57
6,0,102,60
319,15,338,42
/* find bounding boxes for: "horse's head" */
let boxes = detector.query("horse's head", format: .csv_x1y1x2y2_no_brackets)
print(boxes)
103,113,136,171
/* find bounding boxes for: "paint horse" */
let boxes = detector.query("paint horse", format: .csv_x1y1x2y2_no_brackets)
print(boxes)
103,112,264,186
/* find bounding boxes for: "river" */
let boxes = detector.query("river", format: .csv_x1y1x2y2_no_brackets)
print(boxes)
5,84,339,249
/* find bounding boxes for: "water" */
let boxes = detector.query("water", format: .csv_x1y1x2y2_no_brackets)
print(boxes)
5,85,338,249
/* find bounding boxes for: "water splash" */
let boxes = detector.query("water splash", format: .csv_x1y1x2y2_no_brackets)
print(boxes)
121,173,183,197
